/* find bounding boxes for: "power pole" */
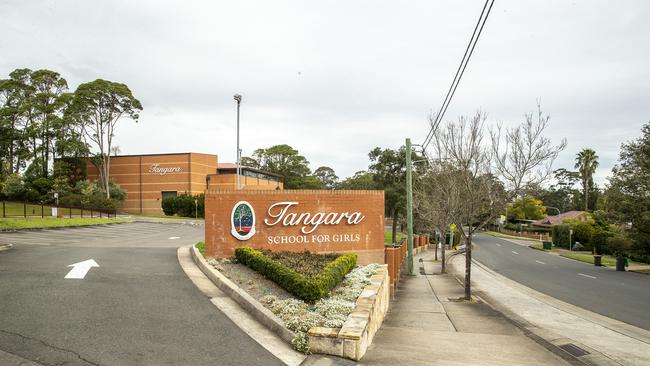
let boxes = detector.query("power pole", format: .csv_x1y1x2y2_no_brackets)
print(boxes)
406,138,414,275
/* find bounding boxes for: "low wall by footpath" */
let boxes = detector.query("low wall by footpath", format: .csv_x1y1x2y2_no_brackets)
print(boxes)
308,265,390,361
384,234,432,294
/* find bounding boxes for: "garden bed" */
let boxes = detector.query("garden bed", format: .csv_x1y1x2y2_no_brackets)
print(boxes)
202,247,388,358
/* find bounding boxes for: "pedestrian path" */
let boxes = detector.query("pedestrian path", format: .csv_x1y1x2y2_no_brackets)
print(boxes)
361,251,568,366
448,253,650,366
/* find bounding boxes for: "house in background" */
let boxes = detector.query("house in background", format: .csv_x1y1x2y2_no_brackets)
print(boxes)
531,211,590,228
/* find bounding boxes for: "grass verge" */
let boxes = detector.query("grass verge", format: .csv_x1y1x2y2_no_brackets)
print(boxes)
0,217,128,230
195,241,206,257
560,252,617,267
485,231,541,243
529,243,548,251
384,230,406,244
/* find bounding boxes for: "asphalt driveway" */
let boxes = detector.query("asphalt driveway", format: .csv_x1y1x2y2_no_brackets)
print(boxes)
0,222,283,366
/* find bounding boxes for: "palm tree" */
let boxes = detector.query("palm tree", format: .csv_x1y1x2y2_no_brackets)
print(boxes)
575,148,599,210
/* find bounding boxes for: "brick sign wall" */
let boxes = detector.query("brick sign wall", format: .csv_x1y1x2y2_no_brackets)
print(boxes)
205,189,385,265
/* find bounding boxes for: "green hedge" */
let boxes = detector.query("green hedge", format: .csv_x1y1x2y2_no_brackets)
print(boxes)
234,247,357,302
552,224,571,248
162,193,204,217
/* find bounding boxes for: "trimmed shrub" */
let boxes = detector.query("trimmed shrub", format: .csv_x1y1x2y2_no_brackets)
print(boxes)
572,221,595,249
161,193,204,217
552,224,571,248
234,247,357,302
607,235,632,258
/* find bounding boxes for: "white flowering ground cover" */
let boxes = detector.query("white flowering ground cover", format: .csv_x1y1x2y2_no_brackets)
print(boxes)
261,264,379,353
208,257,378,354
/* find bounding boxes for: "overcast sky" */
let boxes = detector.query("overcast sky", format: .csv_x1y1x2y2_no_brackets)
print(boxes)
1,0,648,185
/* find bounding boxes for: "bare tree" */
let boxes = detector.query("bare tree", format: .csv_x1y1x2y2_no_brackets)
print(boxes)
430,111,506,299
491,102,567,198
413,159,460,273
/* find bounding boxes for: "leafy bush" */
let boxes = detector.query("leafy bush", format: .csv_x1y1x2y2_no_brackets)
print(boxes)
234,247,357,302
195,241,206,257
607,235,632,258
591,229,612,255
572,221,596,250
161,193,204,217
552,224,571,248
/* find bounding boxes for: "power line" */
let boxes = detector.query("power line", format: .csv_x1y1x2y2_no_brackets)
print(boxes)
421,0,495,151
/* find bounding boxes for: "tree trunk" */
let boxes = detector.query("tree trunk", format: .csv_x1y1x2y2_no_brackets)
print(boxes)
391,208,398,243
464,233,472,300
104,154,111,199
441,229,446,274
584,179,589,211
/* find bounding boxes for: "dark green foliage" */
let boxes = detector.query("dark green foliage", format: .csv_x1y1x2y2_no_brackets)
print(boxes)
552,224,571,248
572,221,595,249
241,144,321,189
235,247,357,302
591,229,612,255
607,235,632,258
264,250,340,278
161,193,204,218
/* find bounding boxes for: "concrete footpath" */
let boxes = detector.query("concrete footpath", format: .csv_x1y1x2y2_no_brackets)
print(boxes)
447,252,650,366
361,251,569,366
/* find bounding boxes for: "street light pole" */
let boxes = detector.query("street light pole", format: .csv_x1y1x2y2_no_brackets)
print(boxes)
406,138,414,275
234,94,242,190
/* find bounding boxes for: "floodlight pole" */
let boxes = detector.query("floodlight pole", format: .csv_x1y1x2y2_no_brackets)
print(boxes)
234,94,242,190
406,138,414,275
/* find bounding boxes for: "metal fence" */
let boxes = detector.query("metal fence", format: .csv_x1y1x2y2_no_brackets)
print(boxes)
1,201,117,219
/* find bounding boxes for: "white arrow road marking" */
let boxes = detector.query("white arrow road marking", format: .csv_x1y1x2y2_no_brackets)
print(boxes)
578,273,597,279
535,260,545,265
496,243,502,247
65,259,99,279
512,251,519,255
168,236,180,240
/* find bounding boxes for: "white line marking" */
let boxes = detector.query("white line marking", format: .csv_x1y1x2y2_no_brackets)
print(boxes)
496,243,502,247
512,251,519,255
65,259,99,279
535,260,545,265
578,273,597,279
168,236,180,240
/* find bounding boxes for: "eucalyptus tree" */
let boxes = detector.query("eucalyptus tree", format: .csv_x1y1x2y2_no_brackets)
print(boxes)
575,148,599,211
68,79,142,198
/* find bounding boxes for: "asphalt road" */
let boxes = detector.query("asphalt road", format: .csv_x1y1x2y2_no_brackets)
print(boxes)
0,222,283,366
472,233,650,330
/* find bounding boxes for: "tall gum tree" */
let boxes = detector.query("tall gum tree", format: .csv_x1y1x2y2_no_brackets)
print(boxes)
68,79,142,198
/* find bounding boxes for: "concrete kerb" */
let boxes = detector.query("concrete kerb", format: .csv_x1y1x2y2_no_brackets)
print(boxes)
446,254,645,366
188,244,295,343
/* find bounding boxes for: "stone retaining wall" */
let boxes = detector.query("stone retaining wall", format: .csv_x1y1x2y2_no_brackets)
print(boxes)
307,264,390,361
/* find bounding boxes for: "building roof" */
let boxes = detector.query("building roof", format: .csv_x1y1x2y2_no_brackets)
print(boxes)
532,211,590,227
217,164,284,179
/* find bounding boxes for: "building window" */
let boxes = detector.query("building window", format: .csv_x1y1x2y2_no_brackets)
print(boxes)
162,191,177,200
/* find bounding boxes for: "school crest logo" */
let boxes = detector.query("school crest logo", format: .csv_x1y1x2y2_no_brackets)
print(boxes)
231,201,256,240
